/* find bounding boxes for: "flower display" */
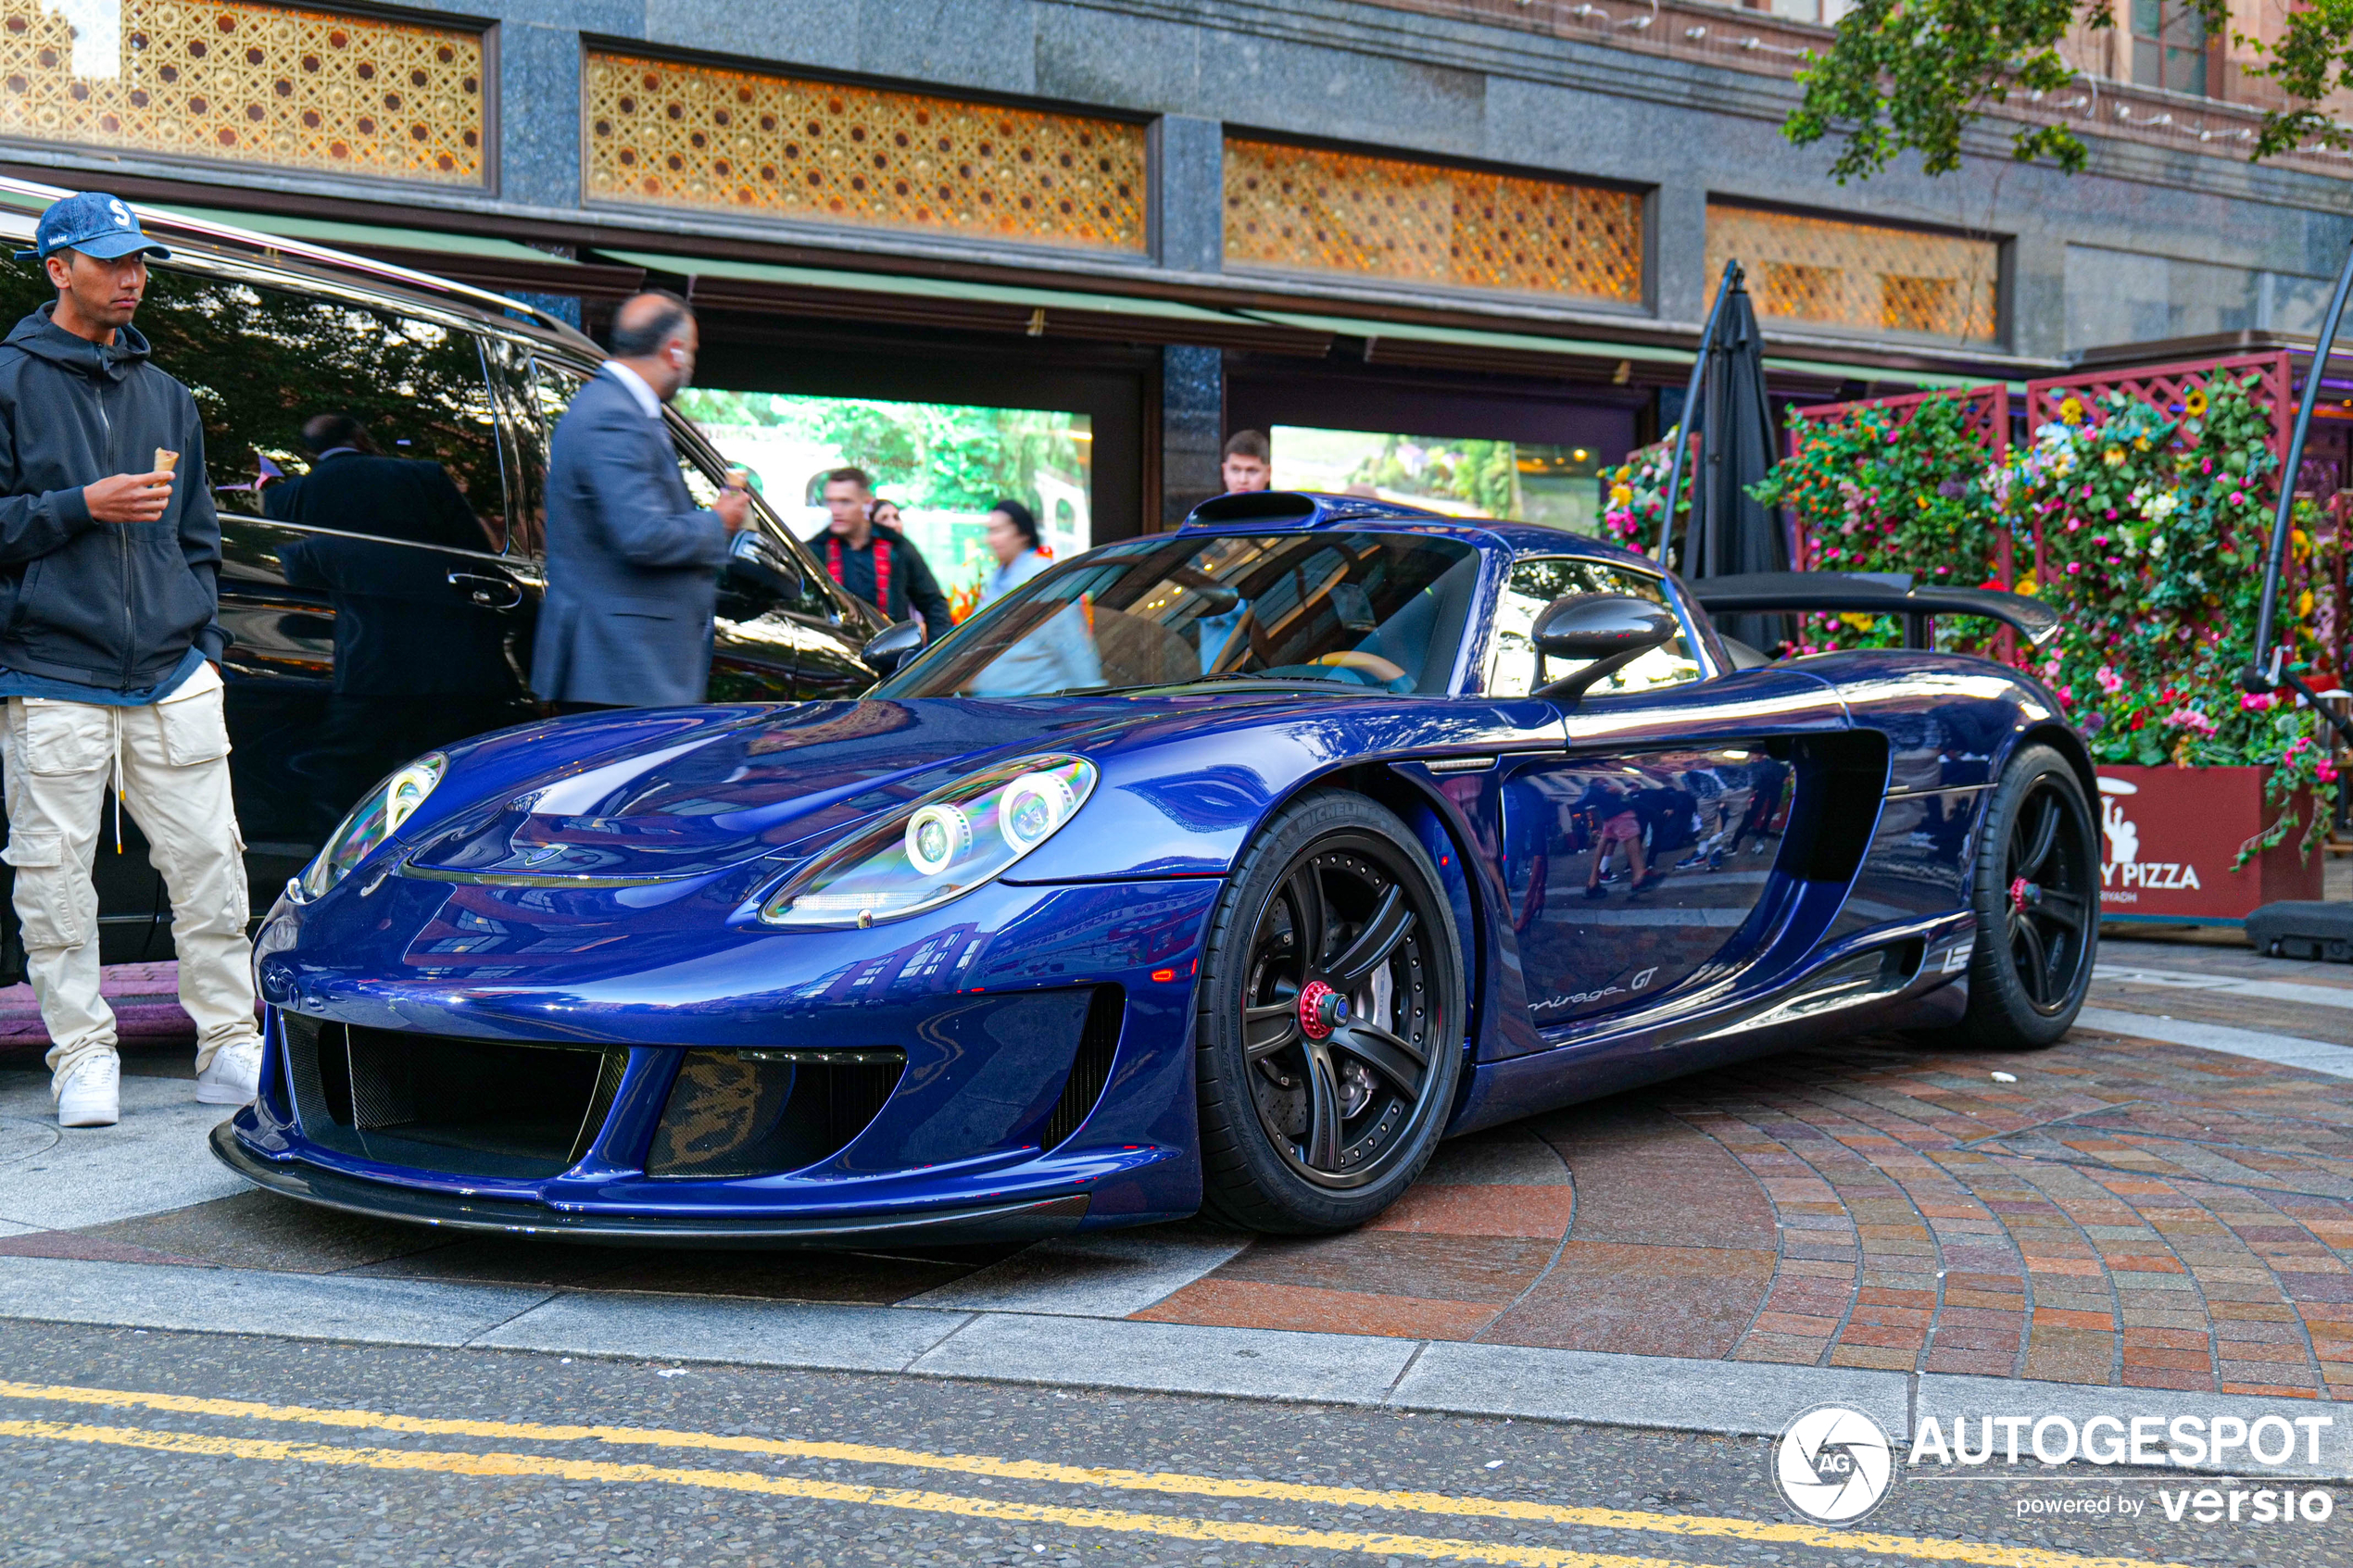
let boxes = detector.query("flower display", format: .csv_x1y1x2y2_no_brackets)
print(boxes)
1760,373,2345,861
1746,394,2006,655
1598,431,1691,558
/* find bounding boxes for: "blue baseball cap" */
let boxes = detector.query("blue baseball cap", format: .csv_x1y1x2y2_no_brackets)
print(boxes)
13,192,170,264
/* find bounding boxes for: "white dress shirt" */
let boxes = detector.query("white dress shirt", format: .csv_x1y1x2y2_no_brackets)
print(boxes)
601,360,664,420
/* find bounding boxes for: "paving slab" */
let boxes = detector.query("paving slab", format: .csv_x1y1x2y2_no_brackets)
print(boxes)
0,1256,549,1347
903,1222,1251,1317
907,1311,1422,1404
0,1074,246,1229
1391,1339,1911,1439
476,1291,970,1372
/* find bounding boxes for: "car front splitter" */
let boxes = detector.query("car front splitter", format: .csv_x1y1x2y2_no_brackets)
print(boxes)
209,1124,1092,1248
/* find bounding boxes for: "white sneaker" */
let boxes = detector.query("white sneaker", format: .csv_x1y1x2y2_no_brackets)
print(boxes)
195,1037,263,1106
57,1054,120,1128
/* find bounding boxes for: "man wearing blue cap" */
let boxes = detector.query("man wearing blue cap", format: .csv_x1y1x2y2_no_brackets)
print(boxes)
0,191,264,1129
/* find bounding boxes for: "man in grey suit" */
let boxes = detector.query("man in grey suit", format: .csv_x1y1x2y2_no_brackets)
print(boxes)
531,291,748,710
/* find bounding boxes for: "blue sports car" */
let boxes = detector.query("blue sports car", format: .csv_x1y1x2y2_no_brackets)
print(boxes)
215,492,2095,1241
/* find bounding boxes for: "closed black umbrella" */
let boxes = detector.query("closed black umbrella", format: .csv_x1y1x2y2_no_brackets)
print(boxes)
1661,260,1790,652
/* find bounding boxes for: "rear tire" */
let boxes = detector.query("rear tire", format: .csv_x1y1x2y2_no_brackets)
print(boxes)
1943,744,2097,1049
1194,792,1465,1234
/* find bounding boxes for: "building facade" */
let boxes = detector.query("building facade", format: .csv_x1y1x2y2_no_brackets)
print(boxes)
2,0,2346,561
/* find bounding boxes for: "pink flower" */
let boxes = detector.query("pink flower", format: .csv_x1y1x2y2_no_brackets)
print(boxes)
2322,759,2341,784
2241,690,2278,711
2232,491,2247,506
2166,706,2218,736
2202,458,2213,475
2096,665,2123,694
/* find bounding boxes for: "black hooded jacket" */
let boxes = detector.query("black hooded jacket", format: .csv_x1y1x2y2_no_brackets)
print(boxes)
0,304,225,690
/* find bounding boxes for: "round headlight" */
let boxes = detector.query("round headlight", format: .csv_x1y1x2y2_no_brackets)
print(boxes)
999,771,1076,852
904,802,972,877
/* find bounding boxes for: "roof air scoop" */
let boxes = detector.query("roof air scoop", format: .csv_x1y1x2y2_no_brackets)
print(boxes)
1182,490,1447,529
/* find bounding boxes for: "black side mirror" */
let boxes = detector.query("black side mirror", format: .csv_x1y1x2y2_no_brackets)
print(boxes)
861,619,925,676
1530,594,1679,704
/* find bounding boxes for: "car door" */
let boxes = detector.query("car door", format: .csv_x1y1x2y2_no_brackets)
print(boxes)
500,352,878,702
1490,557,1839,1035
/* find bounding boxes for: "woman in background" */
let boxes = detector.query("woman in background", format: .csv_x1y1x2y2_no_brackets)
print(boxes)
978,500,1052,608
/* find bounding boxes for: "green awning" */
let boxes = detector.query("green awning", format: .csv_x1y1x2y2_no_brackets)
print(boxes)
1241,308,1694,365
597,248,1245,325
156,206,574,265
1246,307,2022,391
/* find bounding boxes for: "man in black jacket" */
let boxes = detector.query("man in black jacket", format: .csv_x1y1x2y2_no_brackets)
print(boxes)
0,192,264,1129
808,467,952,638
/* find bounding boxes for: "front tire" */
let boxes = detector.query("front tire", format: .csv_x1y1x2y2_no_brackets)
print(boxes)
1194,792,1465,1234
1946,744,2097,1049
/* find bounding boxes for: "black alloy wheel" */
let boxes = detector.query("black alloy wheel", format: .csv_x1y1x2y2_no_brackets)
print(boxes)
1195,792,1464,1233
1946,743,2097,1049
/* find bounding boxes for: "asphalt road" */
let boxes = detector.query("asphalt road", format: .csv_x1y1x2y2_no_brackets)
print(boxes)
0,1321,2341,1568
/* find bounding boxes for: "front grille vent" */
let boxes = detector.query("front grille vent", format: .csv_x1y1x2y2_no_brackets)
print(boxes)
281,1014,623,1180
1042,985,1125,1150
647,1047,905,1178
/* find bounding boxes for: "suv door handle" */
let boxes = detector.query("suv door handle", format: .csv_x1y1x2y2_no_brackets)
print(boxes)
448,571,523,610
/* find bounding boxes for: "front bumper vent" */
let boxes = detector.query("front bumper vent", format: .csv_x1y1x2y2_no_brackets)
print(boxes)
648,1047,905,1178
282,1014,623,1180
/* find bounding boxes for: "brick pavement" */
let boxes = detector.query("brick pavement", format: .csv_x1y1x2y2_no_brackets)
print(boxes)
6,940,2353,1400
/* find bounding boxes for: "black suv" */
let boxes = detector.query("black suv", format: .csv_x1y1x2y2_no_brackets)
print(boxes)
0,192,887,966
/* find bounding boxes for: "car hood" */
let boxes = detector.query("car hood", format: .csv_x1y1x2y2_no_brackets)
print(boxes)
400,696,1181,884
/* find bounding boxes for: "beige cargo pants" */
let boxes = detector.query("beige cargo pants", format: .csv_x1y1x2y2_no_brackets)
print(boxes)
0,661,261,1094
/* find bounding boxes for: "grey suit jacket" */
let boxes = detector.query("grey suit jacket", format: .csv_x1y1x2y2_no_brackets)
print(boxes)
530,369,728,708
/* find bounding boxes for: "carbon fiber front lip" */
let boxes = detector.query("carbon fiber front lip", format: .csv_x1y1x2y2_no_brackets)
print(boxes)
209,1124,1091,1248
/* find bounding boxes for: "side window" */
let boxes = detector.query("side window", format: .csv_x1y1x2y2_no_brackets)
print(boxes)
1489,558,1704,698
137,269,506,552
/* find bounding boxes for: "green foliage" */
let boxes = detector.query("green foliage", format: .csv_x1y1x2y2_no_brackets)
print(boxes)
1782,0,2343,178
2000,376,2341,858
1783,0,2095,181
1748,394,2005,651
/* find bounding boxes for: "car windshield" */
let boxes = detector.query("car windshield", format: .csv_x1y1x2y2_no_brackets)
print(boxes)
878,531,1484,698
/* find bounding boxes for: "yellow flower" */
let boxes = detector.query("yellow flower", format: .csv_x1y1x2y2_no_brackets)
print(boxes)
2060,397,2085,424
2183,387,2208,417
2014,573,2039,597
2133,436,2151,452
1840,612,1877,632
2299,589,2316,617
1608,483,1634,507
2104,447,2127,467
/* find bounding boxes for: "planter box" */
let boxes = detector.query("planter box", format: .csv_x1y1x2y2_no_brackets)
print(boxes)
2096,764,2323,924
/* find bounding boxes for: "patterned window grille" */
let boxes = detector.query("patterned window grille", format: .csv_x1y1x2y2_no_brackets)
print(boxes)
0,0,486,186
1222,137,1644,305
582,50,1148,255
1708,203,2002,347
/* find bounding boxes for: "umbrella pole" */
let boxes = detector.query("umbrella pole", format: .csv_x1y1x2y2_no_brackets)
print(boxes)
2247,234,2353,714
1660,260,1740,570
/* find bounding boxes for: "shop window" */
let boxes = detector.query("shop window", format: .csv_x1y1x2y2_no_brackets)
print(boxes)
581,49,1147,255
1223,138,1644,305
1709,203,2001,347
0,1,486,186
2132,0,2209,97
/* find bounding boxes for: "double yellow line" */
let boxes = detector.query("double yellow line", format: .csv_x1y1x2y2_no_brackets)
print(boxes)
0,1379,2193,1568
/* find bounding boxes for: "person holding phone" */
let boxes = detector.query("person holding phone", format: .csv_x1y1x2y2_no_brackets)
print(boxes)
0,192,263,1129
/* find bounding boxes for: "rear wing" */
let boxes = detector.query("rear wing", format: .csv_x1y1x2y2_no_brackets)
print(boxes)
1690,571,2059,648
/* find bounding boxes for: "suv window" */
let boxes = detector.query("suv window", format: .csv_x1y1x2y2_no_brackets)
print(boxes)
142,271,506,550
0,262,510,551
1489,558,1704,698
